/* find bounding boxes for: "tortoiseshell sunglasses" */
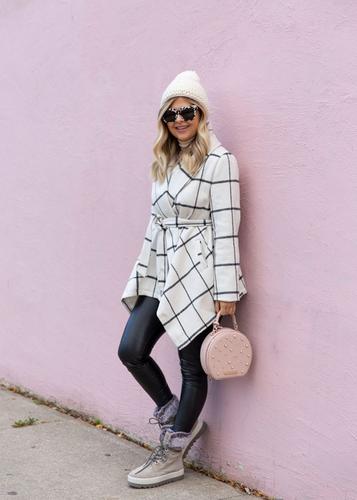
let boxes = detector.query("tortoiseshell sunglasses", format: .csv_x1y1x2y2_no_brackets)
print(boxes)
162,104,199,123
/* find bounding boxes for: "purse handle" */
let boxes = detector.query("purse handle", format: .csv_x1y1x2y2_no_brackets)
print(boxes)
212,310,239,333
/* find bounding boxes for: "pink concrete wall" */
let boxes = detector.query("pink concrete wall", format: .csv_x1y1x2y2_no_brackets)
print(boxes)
1,2,357,499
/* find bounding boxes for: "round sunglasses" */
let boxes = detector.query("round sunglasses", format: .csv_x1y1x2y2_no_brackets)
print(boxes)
162,104,200,123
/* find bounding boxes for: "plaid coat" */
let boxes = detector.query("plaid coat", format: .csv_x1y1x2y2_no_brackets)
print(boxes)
121,130,248,349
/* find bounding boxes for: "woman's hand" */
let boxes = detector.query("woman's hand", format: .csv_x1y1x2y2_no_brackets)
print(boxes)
214,300,236,316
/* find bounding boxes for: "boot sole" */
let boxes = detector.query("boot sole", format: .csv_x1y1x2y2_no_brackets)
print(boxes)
128,468,184,488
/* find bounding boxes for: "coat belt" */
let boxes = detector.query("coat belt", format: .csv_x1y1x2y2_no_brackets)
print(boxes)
137,214,212,284
153,214,212,228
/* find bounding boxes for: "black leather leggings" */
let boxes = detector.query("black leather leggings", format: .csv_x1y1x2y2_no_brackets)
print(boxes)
118,295,211,433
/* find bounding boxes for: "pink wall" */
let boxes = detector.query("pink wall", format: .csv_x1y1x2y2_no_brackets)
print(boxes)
1,2,357,499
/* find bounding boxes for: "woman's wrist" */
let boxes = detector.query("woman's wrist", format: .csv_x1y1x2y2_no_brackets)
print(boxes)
214,300,237,315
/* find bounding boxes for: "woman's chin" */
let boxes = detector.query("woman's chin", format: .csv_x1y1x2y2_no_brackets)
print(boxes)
176,132,194,141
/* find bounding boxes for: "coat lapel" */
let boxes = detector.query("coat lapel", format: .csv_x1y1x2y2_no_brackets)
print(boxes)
153,174,175,217
171,130,222,207
153,130,222,217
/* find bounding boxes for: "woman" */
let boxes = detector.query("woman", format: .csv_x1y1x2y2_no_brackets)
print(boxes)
119,70,248,488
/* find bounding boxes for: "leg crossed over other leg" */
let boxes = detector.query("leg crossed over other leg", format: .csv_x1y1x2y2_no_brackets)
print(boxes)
118,295,210,488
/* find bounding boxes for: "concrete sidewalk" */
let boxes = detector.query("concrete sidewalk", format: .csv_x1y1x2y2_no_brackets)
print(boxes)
0,386,251,499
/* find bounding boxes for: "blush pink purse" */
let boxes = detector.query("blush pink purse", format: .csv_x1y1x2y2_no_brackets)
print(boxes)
200,311,253,380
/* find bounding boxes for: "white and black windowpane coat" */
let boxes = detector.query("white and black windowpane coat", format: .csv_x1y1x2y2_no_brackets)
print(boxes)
121,131,248,349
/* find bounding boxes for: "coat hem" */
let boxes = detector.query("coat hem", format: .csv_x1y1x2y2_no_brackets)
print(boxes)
121,289,160,315
176,313,216,350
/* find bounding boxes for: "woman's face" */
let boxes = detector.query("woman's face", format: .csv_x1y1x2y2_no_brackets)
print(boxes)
164,97,201,142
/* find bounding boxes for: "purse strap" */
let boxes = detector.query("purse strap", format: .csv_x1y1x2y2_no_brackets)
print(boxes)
212,310,239,333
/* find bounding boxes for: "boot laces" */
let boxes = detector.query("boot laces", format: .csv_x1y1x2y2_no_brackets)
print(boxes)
148,444,168,464
148,417,168,432
148,416,160,426
148,417,172,431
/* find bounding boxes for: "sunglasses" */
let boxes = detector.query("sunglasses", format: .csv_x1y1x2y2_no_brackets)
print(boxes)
162,104,199,123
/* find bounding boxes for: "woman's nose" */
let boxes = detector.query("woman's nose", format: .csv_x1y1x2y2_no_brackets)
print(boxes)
175,113,184,123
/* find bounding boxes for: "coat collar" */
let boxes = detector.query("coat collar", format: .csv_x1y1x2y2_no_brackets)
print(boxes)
176,129,222,181
207,129,222,155
154,129,223,217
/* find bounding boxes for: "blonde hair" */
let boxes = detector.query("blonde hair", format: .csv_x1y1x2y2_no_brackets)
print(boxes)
151,97,211,183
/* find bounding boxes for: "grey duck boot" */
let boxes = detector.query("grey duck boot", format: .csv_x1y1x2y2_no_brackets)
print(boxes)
127,419,207,489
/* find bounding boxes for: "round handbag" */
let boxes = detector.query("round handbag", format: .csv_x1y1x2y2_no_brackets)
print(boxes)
200,311,253,380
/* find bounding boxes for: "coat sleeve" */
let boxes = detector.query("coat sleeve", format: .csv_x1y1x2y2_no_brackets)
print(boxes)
136,211,155,277
209,152,247,302
136,182,158,277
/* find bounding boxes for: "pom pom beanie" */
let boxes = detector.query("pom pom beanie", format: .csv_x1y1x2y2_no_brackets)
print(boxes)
159,70,210,120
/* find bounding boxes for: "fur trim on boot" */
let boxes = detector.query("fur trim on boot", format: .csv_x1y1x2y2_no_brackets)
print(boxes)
162,419,207,458
149,395,179,433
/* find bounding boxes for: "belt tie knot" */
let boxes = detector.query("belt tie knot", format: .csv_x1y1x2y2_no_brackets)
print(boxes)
137,213,212,288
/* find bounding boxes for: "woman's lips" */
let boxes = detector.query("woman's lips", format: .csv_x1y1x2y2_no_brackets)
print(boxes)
176,126,189,131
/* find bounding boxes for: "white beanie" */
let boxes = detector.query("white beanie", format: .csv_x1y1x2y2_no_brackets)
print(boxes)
159,70,210,119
